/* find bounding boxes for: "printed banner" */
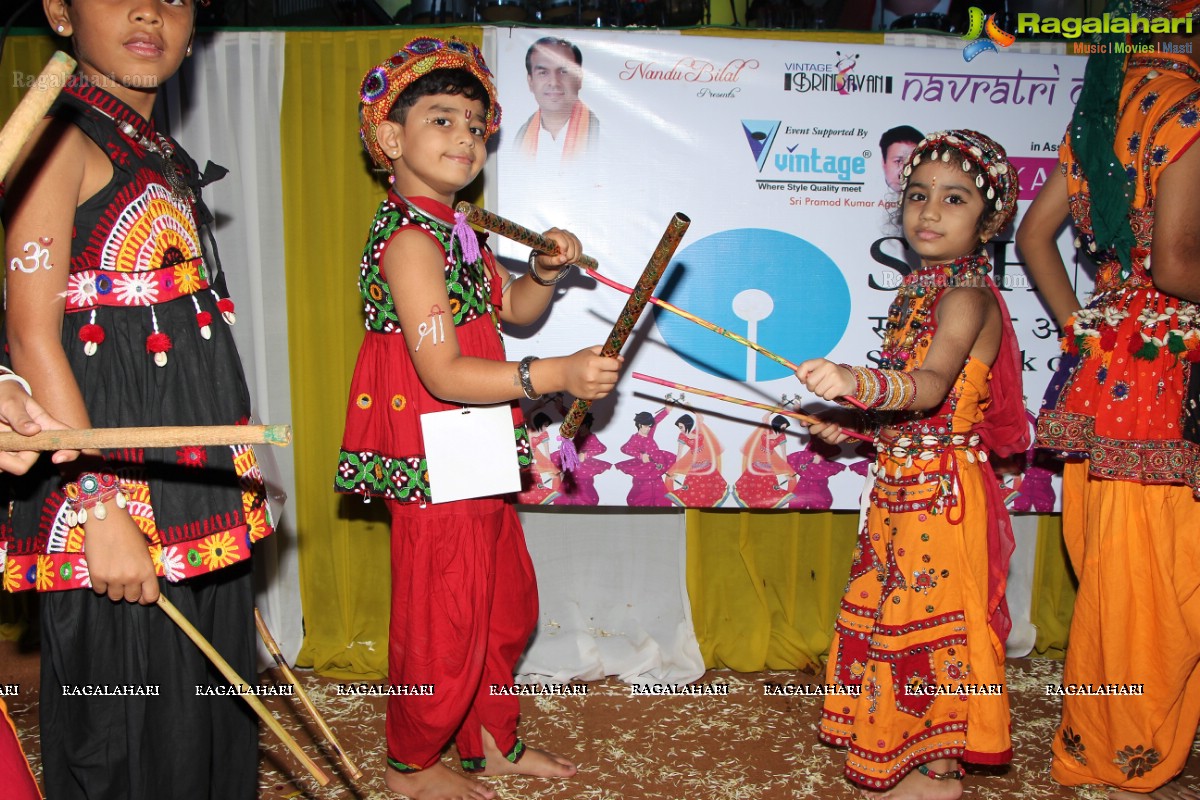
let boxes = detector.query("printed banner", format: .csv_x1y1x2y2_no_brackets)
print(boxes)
487,29,1088,510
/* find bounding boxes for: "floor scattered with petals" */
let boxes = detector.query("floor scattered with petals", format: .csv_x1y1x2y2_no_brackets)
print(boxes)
5,646,1199,799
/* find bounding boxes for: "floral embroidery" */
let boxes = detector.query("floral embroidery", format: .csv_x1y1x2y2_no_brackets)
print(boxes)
197,531,239,570
173,262,202,293
177,445,208,467
1114,744,1160,778
113,272,159,306
1061,727,1087,765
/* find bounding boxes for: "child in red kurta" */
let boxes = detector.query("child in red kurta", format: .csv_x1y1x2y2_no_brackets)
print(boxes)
335,37,620,800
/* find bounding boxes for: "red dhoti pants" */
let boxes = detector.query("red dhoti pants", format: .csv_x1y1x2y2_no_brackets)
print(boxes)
385,497,538,772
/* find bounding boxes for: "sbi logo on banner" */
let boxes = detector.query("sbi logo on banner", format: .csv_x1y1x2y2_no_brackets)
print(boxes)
654,229,850,382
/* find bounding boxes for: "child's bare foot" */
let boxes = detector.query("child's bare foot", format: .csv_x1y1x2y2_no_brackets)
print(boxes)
1112,781,1200,800
384,762,496,800
861,759,964,800
478,728,578,778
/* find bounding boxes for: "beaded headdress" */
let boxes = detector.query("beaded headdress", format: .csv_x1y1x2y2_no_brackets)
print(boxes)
358,36,502,172
899,129,1021,233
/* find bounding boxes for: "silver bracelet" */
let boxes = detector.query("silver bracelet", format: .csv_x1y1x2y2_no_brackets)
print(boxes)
518,355,541,400
528,250,572,287
0,368,32,396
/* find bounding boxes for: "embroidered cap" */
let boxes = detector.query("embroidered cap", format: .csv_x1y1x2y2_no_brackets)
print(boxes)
359,36,502,172
900,129,1021,232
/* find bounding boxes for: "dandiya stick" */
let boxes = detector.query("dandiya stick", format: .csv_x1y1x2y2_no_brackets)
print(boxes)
156,596,331,787
632,372,874,444
254,608,363,781
0,51,76,181
454,202,599,272
454,201,866,411
0,424,292,452
559,213,691,469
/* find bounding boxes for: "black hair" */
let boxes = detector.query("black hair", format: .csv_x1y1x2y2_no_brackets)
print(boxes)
525,37,583,74
771,415,789,433
879,125,923,156
634,411,655,428
675,414,695,433
531,412,552,431
388,68,490,125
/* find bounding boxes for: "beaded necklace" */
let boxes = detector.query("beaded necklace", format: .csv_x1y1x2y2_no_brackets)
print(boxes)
879,252,991,370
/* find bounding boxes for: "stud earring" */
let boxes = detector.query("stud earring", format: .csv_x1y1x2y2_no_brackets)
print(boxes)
186,45,193,56
56,24,65,33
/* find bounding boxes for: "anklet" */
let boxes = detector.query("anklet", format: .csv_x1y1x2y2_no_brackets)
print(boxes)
916,763,964,781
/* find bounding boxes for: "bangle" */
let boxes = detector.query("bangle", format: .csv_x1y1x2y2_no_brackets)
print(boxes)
528,250,572,287
501,270,518,295
64,472,127,526
518,355,542,400
0,368,32,396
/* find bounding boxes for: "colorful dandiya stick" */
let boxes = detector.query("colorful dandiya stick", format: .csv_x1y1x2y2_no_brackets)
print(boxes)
632,372,874,444
557,213,692,470
454,201,600,272
255,609,363,781
454,202,867,411
0,424,292,452
0,51,76,181
156,596,331,787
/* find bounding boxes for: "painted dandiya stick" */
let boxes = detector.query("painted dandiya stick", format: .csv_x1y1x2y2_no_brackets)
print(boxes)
0,424,292,452
156,596,331,787
558,213,692,470
254,608,363,781
454,201,600,272
0,51,76,181
632,372,874,444
584,269,868,411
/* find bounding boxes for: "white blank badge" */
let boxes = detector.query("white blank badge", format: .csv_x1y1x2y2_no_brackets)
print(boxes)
420,404,521,503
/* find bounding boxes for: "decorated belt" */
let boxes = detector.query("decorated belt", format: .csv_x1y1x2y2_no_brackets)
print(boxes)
65,261,210,311
876,432,982,460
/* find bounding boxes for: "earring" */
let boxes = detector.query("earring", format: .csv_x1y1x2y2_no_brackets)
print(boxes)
186,45,192,56
56,24,65,33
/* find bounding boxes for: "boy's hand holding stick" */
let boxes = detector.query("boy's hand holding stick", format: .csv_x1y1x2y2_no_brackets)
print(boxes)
454,202,866,411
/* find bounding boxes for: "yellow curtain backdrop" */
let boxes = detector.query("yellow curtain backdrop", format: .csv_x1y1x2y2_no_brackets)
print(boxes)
686,508,859,671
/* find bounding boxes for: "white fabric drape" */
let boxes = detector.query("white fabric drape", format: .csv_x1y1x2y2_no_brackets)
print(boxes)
161,31,302,667
516,509,705,684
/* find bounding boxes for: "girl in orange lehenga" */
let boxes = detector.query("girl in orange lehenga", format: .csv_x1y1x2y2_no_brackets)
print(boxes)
796,130,1029,798
1017,11,1200,796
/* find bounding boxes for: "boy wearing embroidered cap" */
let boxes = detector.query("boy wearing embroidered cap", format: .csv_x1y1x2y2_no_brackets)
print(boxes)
796,130,1028,798
2,1,273,798
336,36,618,799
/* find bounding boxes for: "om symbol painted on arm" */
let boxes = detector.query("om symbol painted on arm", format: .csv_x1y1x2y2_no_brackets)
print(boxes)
9,238,54,273
415,304,447,351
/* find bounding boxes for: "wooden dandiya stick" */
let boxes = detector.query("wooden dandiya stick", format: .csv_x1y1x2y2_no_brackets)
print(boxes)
632,372,874,444
454,201,599,272
0,51,76,181
155,596,331,787
254,608,363,781
559,213,692,469
454,202,867,411
0,424,292,452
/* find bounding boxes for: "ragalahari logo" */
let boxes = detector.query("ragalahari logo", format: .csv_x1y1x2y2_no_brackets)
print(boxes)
742,120,780,172
961,7,1016,61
